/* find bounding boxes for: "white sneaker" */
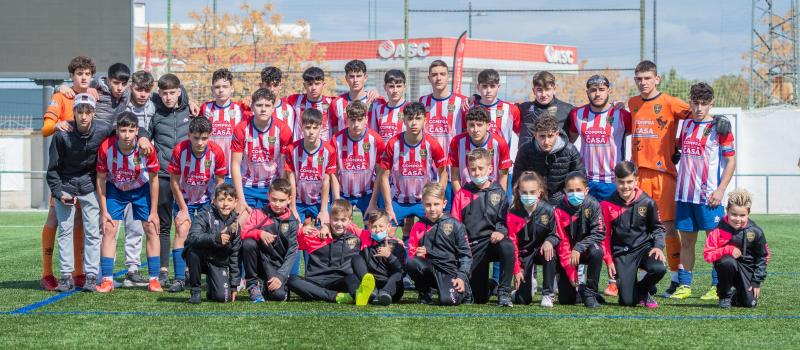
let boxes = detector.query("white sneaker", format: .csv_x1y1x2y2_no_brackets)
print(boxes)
530,267,538,296
541,294,554,308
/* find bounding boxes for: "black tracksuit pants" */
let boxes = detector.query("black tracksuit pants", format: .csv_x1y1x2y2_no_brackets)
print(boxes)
715,255,758,308
613,245,667,306
241,239,290,301
406,257,465,306
287,274,360,302
469,238,516,304
186,249,233,302
556,244,603,305
157,177,174,270
351,254,404,302
514,252,558,305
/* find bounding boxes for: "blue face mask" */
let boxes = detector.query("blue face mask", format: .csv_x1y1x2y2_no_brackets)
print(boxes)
520,194,539,207
472,175,489,185
567,192,586,206
371,231,388,242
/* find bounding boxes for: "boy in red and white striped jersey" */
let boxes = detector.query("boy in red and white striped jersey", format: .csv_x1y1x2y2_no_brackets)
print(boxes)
286,67,335,141
230,89,293,214
369,69,408,143
329,60,381,135
260,66,296,130
377,102,448,239
96,113,162,293
165,117,227,292
199,69,247,176
449,107,511,194
331,100,385,218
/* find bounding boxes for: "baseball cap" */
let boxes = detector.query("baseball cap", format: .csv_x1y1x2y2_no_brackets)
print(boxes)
73,93,96,110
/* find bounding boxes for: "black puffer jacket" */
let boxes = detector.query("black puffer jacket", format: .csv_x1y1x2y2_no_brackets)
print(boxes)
184,204,242,287
511,131,584,204
146,90,193,178
47,119,115,199
517,98,574,149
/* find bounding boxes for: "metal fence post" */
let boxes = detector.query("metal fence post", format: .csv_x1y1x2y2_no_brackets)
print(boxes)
765,175,770,214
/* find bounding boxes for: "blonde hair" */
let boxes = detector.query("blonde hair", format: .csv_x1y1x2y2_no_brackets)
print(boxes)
330,199,354,218
467,148,491,166
421,182,445,201
727,188,753,212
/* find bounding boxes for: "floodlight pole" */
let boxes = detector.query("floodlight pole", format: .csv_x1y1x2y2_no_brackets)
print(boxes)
167,0,172,73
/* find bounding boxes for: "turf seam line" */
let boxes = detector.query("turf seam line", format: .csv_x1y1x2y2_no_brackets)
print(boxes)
7,310,800,320
9,268,130,315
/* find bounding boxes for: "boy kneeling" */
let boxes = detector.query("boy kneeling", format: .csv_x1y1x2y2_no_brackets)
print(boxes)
287,199,376,304
184,184,242,304
241,178,299,302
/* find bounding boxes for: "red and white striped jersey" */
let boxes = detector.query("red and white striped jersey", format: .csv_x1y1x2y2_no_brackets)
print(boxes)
284,140,337,205
379,133,448,204
273,97,296,134
448,132,512,184
200,101,245,174
369,99,407,143
97,136,160,191
167,140,227,205
675,119,735,204
329,93,375,133
419,93,468,153
473,99,521,162
286,93,335,142
231,117,293,189
569,105,631,183
331,128,385,198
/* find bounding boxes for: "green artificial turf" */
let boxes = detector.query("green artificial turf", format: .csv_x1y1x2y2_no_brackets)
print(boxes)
1,212,798,349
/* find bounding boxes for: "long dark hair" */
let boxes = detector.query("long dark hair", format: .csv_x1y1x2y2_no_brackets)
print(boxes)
512,171,548,210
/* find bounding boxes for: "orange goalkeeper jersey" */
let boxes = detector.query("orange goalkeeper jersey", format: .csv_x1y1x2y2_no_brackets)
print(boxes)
42,92,74,137
627,92,692,177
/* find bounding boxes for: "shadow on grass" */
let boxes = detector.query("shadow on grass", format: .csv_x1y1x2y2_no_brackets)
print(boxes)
666,303,720,309
0,280,41,290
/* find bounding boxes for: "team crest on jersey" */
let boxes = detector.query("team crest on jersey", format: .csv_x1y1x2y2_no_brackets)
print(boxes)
583,208,592,219
398,112,404,119
230,222,238,233
442,222,454,236
539,215,549,226
346,237,359,250
488,148,495,157
419,149,428,158
317,156,325,165
703,125,713,137
497,109,505,117
654,104,662,114
281,110,289,119
267,136,276,145
746,231,756,242
638,206,647,217
606,115,615,126
246,136,253,142
205,159,212,168
280,223,289,234
133,157,141,166
447,104,456,113
362,142,371,152
489,193,501,206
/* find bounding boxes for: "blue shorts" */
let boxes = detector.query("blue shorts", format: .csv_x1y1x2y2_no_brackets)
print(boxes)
676,201,724,232
588,181,617,201
297,202,321,222
444,182,453,212
172,202,207,221
342,194,372,217
243,186,269,209
391,200,425,226
507,175,514,204
106,184,150,221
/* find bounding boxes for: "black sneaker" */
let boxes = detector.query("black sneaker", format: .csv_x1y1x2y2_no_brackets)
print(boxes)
372,290,392,306
418,291,433,305
497,293,513,307
582,289,601,308
189,288,202,304
487,279,499,297
54,274,74,293
248,284,265,303
168,279,185,293
158,270,169,288
82,274,98,292
719,297,732,309
123,270,149,287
